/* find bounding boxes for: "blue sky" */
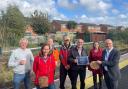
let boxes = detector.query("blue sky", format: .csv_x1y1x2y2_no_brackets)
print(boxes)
0,0,128,26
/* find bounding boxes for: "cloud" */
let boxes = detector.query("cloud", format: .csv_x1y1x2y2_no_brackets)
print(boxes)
119,14,127,19
112,9,120,14
74,14,128,26
0,0,68,21
57,0,78,9
79,0,111,14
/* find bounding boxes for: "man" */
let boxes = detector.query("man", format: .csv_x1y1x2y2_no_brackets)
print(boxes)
47,38,59,65
68,39,87,89
97,39,121,89
59,36,73,89
8,38,34,89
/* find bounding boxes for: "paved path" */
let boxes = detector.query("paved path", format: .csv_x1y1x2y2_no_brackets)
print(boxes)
54,53,128,89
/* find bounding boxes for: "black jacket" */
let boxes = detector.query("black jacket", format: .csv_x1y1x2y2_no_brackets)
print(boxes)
68,46,87,70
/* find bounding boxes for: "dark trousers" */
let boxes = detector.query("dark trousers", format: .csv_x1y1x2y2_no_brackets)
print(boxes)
59,64,71,89
92,73,103,89
70,68,86,89
104,71,118,89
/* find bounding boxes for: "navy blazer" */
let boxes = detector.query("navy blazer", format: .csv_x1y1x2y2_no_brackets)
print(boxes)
102,48,121,80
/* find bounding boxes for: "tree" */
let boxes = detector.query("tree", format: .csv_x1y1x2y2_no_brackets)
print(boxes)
66,21,77,30
0,5,25,47
31,10,51,34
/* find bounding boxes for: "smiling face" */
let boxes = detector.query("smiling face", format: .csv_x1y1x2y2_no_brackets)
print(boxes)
105,39,113,50
64,36,70,45
42,45,50,56
77,39,84,48
93,42,99,49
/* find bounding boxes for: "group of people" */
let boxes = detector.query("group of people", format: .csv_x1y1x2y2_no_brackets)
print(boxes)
8,36,121,89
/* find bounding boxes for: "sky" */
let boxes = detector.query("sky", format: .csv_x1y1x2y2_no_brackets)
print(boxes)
0,0,128,26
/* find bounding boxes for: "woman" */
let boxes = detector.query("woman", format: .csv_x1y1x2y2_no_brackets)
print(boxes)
33,43,56,89
88,42,103,89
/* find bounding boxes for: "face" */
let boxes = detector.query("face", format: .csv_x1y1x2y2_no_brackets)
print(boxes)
42,45,50,56
77,39,84,48
19,40,28,49
94,42,99,49
105,39,113,49
64,39,70,45
47,39,53,46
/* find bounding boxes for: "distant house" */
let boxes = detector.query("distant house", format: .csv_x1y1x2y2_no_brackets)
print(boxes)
51,20,82,32
77,23,107,42
99,24,117,33
25,25,37,36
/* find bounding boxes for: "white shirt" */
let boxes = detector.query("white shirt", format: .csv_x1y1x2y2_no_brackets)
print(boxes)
104,47,113,71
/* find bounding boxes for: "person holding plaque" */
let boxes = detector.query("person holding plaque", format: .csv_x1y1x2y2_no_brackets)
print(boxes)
68,39,88,89
88,42,103,89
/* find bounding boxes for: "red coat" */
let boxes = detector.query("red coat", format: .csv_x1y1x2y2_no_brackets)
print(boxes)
33,54,56,85
88,48,103,74
59,44,72,66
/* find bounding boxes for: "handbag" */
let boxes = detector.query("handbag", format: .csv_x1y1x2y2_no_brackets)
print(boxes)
39,76,49,88
38,56,51,88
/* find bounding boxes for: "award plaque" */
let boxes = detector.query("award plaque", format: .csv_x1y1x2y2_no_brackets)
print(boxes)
76,56,89,65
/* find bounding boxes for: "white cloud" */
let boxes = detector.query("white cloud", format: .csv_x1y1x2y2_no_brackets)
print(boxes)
79,0,111,14
112,9,120,14
119,14,127,19
0,0,68,21
74,15,128,26
57,0,78,9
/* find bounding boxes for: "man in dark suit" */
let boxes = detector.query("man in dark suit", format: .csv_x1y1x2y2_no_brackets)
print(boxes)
97,39,121,89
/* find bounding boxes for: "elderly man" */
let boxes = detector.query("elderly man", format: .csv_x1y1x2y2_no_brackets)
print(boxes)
68,39,87,89
59,36,73,89
8,38,34,89
97,39,121,89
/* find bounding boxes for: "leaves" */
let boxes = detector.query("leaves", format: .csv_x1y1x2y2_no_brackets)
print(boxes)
31,10,51,34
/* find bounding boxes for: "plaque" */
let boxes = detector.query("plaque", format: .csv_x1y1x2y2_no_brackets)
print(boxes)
76,56,89,65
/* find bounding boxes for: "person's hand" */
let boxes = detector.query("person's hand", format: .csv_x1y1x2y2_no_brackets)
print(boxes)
30,71,35,81
96,60,102,64
19,60,26,65
74,59,77,63
65,65,70,70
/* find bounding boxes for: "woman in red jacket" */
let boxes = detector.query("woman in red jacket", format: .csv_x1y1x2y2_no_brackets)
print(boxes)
88,42,103,89
33,43,56,89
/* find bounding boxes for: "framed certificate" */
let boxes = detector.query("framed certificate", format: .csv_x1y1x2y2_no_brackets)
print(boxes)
76,56,89,65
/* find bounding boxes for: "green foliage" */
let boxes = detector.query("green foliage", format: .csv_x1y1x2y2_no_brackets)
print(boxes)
0,5,25,47
66,21,77,30
31,10,51,34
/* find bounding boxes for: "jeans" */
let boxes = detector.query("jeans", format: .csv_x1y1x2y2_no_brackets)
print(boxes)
36,83,56,89
13,72,31,89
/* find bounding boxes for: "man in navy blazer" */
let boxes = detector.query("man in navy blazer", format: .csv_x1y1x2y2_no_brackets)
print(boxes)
97,39,121,89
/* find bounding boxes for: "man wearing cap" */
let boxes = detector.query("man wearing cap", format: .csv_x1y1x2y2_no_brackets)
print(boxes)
59,36,73,89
